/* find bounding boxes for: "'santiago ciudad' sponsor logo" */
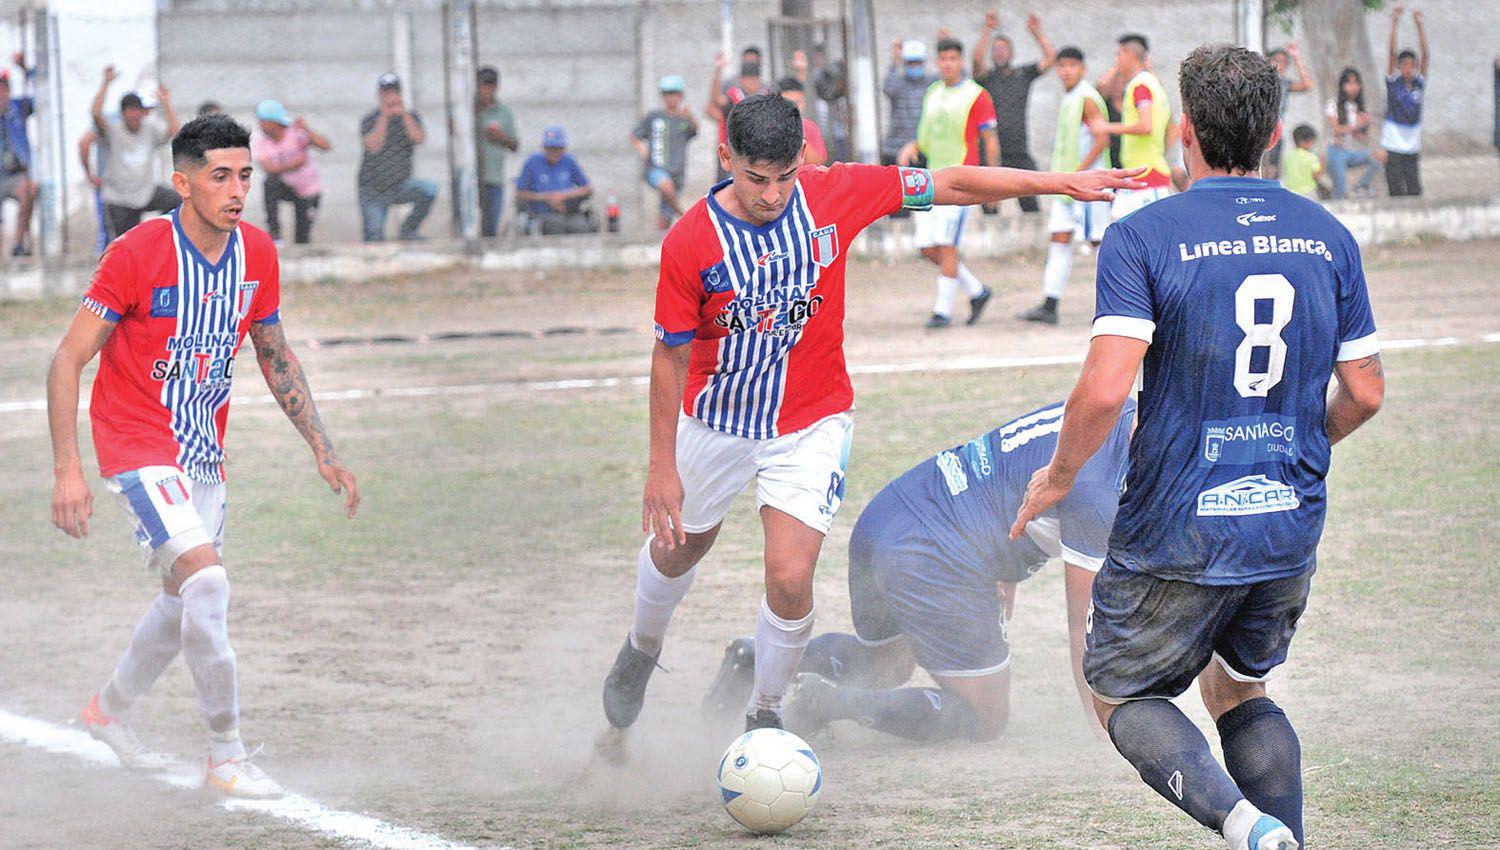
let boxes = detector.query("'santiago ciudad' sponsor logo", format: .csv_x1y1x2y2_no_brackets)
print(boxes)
1201,414,1297,466
1196,474,1300,516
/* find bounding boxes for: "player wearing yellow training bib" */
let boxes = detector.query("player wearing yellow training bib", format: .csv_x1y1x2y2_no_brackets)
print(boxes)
898,37,999,329
1090,34,1174,221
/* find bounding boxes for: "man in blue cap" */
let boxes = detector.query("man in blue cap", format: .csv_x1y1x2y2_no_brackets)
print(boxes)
515,125,595,235
631,74,699,229
252,99,331,244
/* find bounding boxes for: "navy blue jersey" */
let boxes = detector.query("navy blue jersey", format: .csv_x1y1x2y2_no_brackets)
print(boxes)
1094,176,1379,585
886,399,1135,582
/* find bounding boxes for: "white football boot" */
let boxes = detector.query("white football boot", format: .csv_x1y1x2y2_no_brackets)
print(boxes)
203,744,285,799
80,693,174,772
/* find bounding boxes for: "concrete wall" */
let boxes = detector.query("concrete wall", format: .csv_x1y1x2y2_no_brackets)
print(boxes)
142,0,1500,245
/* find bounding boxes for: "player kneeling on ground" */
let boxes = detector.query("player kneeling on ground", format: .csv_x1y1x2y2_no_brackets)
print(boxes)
602,93,1144,735
702,399,1133,742
48,114,359,799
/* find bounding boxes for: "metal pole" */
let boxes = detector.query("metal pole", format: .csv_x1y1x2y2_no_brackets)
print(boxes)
442,0,478,245
846,0,879,163
1239,0,1265,53
720,0,734,66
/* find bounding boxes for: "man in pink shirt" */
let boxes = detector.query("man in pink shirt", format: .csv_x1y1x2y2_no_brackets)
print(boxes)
251,99,330,244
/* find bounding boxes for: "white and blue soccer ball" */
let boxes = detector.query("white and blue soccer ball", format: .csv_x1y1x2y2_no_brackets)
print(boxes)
715,728,822,834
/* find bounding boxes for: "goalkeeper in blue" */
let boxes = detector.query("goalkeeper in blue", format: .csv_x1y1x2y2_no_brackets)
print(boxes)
1010,44,1384,850
703,398,1135,743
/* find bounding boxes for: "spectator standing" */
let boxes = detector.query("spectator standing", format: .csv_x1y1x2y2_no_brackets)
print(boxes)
1281,124,1325,200
1325,67,1380,199
774,78,827,166
882,39,936,165
1381,5,1428,197
974,10,1057,213
475,65,518,238
811,52,852,163
631,75,698,229
77,127,111,252
91,66,180,240
708,54,765,182
1263,43,1313,179
0,57,39,256
515,126,594,235
358,73,437,241
251,99,330,245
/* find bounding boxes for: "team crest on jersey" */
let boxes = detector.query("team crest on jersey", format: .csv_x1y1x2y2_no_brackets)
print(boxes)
809,224,838,268
236,280,260,316
150,286,179,318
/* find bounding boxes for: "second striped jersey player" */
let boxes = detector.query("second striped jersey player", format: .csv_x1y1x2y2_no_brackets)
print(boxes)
603,92,1146,734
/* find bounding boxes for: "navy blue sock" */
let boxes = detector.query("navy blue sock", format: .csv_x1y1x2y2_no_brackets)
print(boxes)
1217,697,1303,846
800,633,884,685
1107,698,1245,834
831,686,979,743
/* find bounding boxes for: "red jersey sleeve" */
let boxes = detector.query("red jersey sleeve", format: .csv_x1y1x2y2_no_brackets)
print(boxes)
1131,81,1153,108
80,239,140,322
817,163,908,233
250,248,282,324
652,223,704,347
803,119,828,165
969,91,998,133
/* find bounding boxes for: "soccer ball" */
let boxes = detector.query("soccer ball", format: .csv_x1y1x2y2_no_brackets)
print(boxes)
715,728,822,834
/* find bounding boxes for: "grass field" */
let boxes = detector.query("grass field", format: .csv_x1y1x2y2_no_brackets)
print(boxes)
0,237,1497,849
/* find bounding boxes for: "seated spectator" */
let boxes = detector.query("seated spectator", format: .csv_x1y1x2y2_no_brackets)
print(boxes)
252,99,330,245
1280,124,1325,201
775,77,827,166
0,65,39,255
515,126,595,235
1325,67,1379,199
631,74,698,229
358,73,437,241
90,65,180,240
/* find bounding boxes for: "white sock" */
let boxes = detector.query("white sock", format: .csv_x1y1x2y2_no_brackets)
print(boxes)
629,540,695,655
209,728,246,763
1221,798,1263,850
1043,241,1074,300
932,275,959,317
956,263,986,297
748,597,814,714
179,565,240,741
100,592,183,717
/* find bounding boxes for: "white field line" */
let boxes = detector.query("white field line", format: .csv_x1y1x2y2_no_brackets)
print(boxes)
0,709,500,850
1,332,1495,417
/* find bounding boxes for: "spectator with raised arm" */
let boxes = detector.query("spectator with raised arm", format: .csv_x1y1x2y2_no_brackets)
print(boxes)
1263,43,1313,178
91,66,180,240
0,51,38,255
1325,67,1379,199
708,53,765,182
775,77,828,166
1381,5,1429,196
252,99,330,245
631,74,698,229
358,73,437,241
974,9,1057,213
475,65,519,238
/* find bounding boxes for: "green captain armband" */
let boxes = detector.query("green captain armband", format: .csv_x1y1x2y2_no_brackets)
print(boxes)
897,167,935,211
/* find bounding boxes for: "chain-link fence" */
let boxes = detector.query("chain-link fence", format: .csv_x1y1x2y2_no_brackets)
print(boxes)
3,0,1496,262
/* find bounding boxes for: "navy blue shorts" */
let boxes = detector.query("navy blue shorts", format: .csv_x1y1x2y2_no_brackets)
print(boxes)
847,488,1010,677
1083,556,1312,702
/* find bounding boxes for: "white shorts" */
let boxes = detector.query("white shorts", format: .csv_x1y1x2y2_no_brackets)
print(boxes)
107,466,226,576
677,411,854,535
1110,185,1174,222
1047,197,1110,243
912,204,970,249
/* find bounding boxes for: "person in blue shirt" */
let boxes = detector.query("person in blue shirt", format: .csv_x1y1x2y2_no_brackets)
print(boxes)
1012,44,1384,850
0,63,39,256
515,126,595,235
702,399,1135,744
1379,5,1429,197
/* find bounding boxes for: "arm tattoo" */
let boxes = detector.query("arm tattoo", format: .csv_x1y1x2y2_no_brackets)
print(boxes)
1354,353,1384,378
250,322,337,459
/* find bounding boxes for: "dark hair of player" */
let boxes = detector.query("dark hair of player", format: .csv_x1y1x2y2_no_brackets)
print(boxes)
1178,43,1281,174
775,76,804,94
936,37,964,56
171,113,252,170
1118,33,1150,55
1057,46,1084,63
726,92,804,165
1396,49,1417,64
1292,123,1317,145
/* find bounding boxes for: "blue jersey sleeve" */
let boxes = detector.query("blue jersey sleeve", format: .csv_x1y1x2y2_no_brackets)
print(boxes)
1056,481,1116,571
1093,223,1156,343
1333,233,1379,361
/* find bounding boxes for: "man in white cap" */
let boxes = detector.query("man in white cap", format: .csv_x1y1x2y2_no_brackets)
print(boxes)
882,39,936,167
631,74,698,229
251,99,330,245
